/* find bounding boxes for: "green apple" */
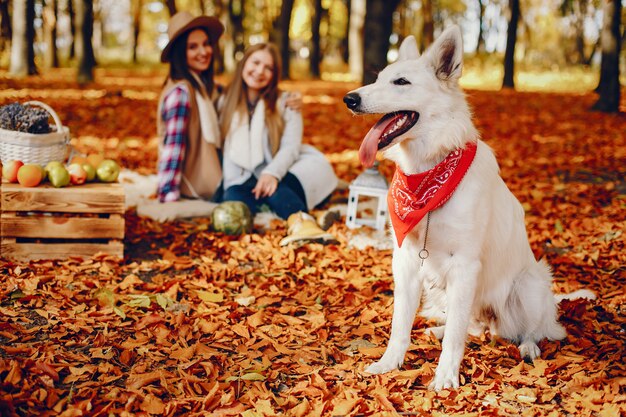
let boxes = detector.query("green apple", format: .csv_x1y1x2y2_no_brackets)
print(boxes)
38,165,47,182
45,161,64,173
82,163,96,181
96,159,120,183
48,165,70,188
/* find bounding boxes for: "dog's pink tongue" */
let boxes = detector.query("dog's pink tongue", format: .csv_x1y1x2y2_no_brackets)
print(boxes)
359,122,387,168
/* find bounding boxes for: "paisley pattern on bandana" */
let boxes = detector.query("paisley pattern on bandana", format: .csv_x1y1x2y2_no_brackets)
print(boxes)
388,142,477,247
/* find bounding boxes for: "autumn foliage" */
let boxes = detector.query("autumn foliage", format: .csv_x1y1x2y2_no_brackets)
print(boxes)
0,69,624,416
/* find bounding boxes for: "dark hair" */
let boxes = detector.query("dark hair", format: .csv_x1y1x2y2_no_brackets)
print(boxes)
167,28,216,95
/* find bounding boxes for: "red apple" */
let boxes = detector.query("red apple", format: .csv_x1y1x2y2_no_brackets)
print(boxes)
67,163,87,185
2,160,24,183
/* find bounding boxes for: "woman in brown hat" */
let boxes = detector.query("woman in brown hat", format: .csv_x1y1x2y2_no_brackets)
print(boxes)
156,11,225,202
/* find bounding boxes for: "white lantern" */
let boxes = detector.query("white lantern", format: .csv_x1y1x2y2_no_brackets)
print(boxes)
345,162,389,230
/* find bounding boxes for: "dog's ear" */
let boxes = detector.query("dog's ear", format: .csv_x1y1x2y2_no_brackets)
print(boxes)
398,35,419,61
427,26,463,82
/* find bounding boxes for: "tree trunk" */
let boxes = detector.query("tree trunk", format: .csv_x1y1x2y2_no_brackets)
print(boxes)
68,0,76,59
26,0,37,74
592,0,622,113
502,0,520,89
278,0,294,79
362,0,400,85
10,0,28,76
212,0,226,74
228,0,244,67
132,0,143,63
43,0,59,68
349,0,365,81
310,0,322,78
0,0,12,51
342,0,351,64
165,0,176,16
421,0,434,51
476,0,486,53
76,0,96,83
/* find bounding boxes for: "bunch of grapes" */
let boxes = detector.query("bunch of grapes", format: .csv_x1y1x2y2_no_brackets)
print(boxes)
0,102,51,134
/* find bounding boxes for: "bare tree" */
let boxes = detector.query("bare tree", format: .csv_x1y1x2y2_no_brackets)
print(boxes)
342,0,351,64
592,0,622,113
68,0,76,58
278,0,294,79
10,0,37,76
165,0,176,16
362,0,401,84
502,0,520,89
310,0,323,78
476,0,486,54
43,0,59,68
212,0,226,74
132,0,143,63
421,0,434,51
75,0,96,83
349,0,365,80
228,0,244,64
0,0,12,51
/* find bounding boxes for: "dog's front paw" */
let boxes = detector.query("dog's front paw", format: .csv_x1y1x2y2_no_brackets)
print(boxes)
429,364,460,391
364,346,407,374
519,341,541,360
365,360,400,375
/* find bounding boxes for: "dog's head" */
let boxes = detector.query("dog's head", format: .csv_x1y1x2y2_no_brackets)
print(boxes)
344,26,467,168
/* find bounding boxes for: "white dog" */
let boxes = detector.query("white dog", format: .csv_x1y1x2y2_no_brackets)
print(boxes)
343,26,568,391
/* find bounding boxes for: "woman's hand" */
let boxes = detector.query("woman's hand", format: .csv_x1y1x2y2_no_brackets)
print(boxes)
252,174,278,199
285,91,303,112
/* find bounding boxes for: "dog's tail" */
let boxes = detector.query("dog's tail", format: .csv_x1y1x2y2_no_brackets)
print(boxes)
555,289,596,302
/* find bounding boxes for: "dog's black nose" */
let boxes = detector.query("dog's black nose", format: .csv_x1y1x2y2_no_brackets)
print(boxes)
343,93,361,110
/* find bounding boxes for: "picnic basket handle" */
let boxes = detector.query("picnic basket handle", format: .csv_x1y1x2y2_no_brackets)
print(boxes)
24,100,67,141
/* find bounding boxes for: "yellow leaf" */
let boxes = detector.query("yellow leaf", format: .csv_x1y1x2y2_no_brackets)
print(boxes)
155,293,168,310
225,372,265,382
127,294,151,308
93,288,115,308
240,372,265,381
196,290,224,303
113,307,126,320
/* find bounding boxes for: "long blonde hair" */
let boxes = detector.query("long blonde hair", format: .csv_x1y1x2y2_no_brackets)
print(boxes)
220,43,285,155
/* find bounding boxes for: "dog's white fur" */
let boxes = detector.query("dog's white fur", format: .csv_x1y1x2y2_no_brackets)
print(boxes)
346,27,568,391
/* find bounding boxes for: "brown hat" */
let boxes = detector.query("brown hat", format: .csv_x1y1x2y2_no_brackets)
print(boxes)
160,11,224,63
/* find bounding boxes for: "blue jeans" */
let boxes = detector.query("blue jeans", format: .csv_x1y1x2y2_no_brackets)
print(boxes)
223,173,307,219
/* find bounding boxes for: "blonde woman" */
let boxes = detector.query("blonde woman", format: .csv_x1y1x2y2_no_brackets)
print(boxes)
219,43,337,219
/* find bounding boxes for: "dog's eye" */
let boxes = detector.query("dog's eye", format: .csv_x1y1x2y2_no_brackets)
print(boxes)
393,78,411,86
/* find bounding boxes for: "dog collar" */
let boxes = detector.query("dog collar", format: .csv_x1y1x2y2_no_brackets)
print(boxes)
388,142,477,247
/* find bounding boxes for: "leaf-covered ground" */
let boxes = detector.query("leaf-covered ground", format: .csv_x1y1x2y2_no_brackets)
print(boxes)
0,69,624,416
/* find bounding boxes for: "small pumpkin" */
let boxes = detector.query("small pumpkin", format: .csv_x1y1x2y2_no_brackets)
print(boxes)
211,201,253,235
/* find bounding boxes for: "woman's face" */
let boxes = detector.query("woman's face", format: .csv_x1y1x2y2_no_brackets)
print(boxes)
186,29,212,74
242,49,274,93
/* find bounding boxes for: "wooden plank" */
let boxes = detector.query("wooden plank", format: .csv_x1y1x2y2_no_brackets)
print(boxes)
0,183,125,214
1,213,124,239
1,239,123,261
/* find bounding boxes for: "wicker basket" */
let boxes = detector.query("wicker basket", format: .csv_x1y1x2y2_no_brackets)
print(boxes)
0,101,70,165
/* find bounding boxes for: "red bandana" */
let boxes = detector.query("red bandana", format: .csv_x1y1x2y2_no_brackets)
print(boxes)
388,142,477,247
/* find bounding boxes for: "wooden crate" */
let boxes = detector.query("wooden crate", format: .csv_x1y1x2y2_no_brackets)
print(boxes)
1,182,125,261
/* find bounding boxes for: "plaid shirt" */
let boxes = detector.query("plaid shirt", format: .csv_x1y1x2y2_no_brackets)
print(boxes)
157,86,190,202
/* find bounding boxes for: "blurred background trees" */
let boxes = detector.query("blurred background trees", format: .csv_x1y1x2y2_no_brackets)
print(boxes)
0,0,623,111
